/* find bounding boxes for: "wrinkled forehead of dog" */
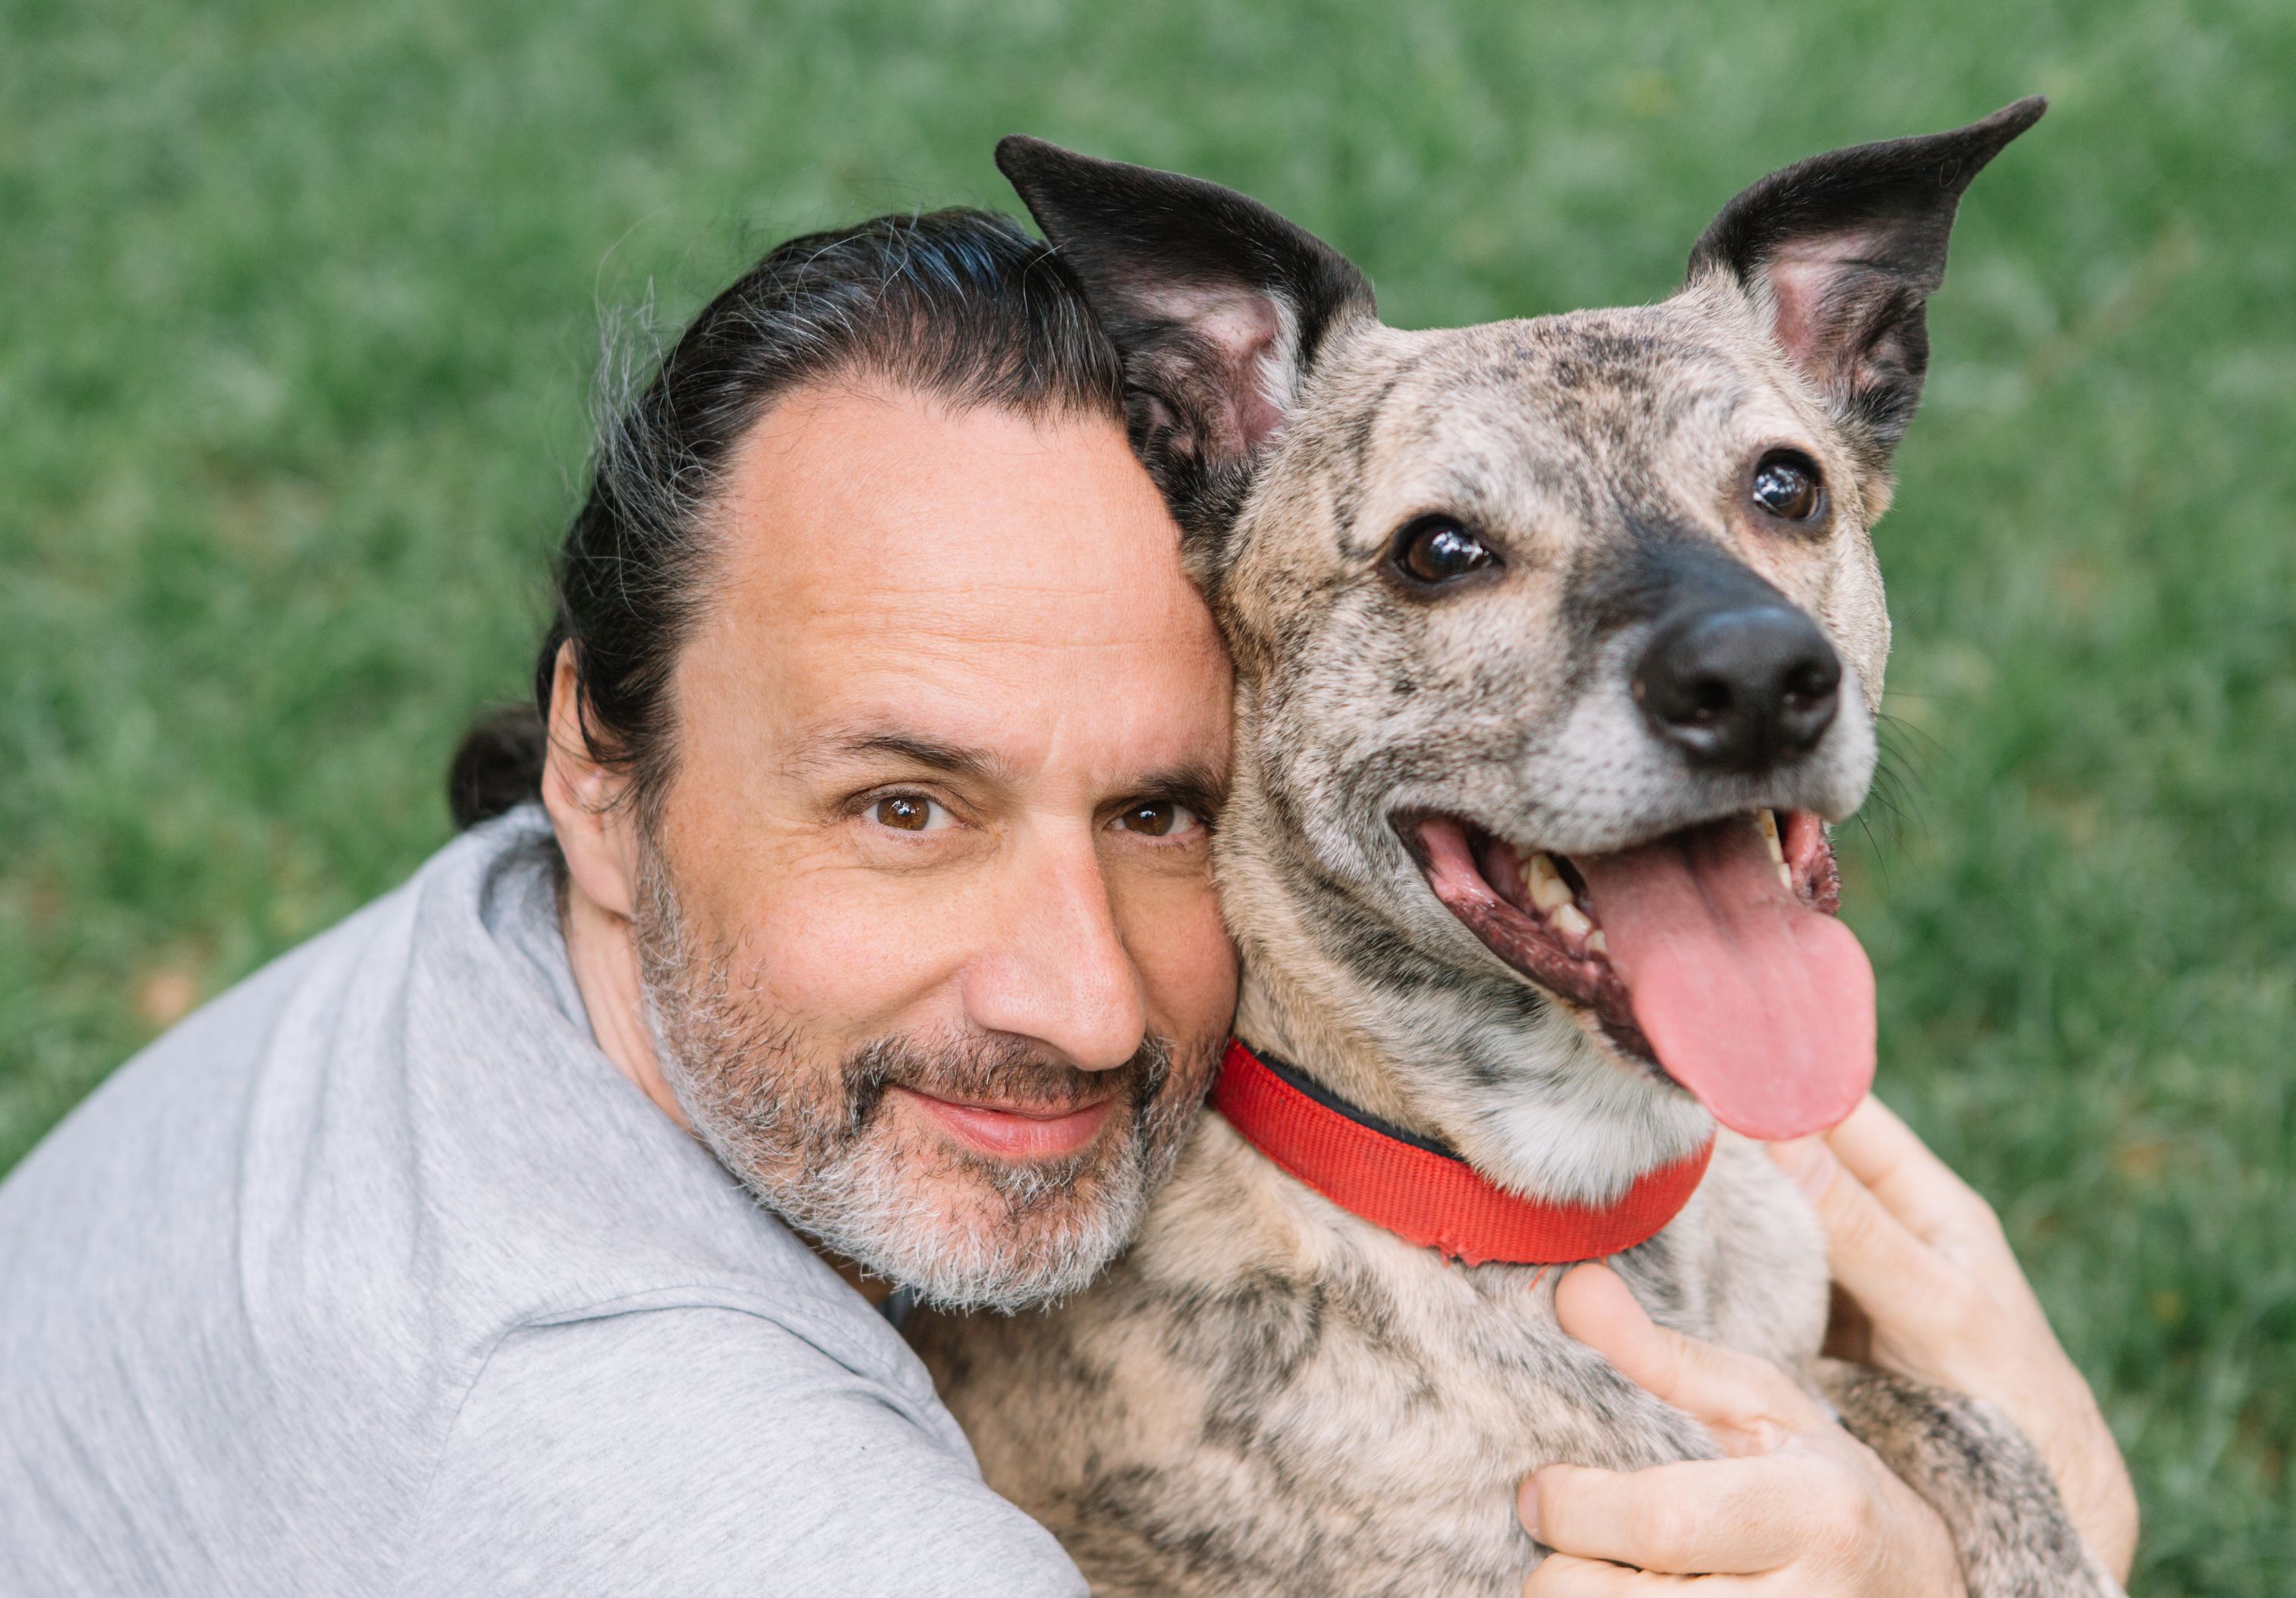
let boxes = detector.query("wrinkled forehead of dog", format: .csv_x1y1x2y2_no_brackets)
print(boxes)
1268,304,1835,570
994,100,2044,620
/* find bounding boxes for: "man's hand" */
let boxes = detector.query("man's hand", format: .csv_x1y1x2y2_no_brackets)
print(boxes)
1519,1266,1964,1596
1766,1096,2137,1581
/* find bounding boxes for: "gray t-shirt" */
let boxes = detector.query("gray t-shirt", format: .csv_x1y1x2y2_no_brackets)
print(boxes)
0,808,1085,1596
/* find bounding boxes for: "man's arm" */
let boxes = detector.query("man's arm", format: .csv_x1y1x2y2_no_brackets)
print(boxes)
395,1305,1087,1597
1522,1265,1970,1597
1519,1097,2136,1595
1769,1097,2138,1576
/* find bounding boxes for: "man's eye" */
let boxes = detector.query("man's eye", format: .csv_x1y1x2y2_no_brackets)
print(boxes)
1112,801,1203,839
870,794,949,833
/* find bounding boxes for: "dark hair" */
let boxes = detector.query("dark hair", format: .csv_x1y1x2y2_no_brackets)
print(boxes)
448,206,1126,829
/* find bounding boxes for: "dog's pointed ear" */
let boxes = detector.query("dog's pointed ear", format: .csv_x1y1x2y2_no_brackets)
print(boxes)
1687,96,2046,465
997,135,1375,560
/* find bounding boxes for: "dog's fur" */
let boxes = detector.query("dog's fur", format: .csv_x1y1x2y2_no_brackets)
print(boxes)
910,103,2121,1596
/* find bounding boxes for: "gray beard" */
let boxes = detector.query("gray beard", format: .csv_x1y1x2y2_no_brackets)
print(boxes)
627,839,1208,1313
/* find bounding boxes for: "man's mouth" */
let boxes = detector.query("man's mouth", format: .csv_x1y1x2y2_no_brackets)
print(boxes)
1410,809,1874,1140
893,1087,1121,1162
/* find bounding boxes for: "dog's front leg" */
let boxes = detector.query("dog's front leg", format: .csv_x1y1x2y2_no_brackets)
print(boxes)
1816,1359,2126,1598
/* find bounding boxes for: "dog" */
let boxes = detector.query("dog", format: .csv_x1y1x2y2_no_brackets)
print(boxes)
908,100,2120,1596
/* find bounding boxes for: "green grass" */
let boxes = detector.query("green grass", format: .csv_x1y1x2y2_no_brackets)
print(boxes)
4,0,2290,1585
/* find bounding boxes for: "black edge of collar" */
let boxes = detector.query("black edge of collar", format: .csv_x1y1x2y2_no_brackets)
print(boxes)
1240,1044,1468,1165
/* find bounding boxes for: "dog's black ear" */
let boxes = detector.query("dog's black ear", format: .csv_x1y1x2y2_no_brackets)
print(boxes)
997,135,1375,564
1687,97,2046,466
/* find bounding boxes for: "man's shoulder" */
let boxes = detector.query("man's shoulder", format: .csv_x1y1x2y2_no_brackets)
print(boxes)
0,807,903,1376
2,817,503,1197
398,1298,1084,1597
470,1250,948,1422
457,1294,955,1449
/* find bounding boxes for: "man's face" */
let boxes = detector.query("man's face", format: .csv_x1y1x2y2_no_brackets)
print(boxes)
635,383,1237,1309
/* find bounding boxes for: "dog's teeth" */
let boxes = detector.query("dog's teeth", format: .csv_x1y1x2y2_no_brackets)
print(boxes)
1777,862,1794,890
1527,851,1574,913
1552,904,1593,939
1757,807,1785,865
1584,930,1608,956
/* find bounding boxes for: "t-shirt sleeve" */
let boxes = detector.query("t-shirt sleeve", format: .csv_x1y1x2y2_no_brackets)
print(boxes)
394,1305,1087,1597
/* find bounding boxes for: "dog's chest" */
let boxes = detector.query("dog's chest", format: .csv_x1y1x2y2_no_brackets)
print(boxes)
912,1124,1828,1596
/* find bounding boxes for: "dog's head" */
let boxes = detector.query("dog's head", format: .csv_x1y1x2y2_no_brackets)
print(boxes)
999,103,2042,1197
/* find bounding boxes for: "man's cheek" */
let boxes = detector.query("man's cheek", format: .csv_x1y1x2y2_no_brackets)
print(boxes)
737,870,982,1037
1122,884,1239,1046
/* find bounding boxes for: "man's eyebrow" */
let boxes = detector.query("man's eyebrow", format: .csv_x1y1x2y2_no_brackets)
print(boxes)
796,733,1228,811
800,730,1015,784
1130,763,1230,816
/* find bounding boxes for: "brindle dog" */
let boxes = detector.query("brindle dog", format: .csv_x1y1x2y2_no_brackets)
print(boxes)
910,101,2120,1596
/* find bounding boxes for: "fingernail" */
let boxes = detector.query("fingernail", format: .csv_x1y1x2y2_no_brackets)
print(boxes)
1769,1136,1838,1201
1517,1477,1538,1536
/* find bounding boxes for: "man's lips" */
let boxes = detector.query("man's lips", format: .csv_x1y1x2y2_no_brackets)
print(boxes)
893,1087,1120,1161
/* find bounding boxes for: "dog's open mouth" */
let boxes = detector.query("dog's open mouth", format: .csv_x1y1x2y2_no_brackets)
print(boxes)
1411,810,1875,1140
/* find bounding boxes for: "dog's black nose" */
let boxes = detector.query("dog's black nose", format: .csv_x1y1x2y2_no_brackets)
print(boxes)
1634,604,1842,772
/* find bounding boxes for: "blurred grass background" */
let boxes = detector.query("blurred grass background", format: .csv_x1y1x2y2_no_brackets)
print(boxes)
4,0,2290,1585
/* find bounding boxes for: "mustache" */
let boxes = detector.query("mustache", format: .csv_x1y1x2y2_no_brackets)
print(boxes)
841,1032,1175,1138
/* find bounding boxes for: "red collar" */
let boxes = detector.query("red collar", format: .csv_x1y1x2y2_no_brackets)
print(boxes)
1211,1039,1714,1266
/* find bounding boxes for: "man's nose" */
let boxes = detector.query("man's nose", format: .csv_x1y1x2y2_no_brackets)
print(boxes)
1633,602,1842,773
960,838,1149,1072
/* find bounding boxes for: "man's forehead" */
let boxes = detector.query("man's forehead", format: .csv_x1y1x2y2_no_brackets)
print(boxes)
712,382,1200,634
678,381,1231,785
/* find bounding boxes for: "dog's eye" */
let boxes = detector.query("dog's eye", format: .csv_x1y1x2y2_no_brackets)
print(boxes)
1750,451,1824,521
1390,517,1496,586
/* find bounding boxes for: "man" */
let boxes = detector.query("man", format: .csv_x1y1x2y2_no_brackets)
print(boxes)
0,208,2130,1594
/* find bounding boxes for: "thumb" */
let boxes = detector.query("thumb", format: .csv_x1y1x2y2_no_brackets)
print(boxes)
1768,1132,1961,1342
1554,1264,1827,1449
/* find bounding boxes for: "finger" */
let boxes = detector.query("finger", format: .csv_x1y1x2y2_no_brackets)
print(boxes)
1522,1559,1767,1598
1525,1456,1816,1575
1823,1095,1996,1244
1554,1264,1826,1439
1522,1551,1691,1594
1766,1133,1964,1338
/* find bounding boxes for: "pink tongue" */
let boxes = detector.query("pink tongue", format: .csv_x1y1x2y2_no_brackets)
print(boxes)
1575,819,1873,1140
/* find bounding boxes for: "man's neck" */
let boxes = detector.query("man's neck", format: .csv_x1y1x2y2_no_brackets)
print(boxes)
556,867,694,1131
556,868,897,1310
813,1245,897,1307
